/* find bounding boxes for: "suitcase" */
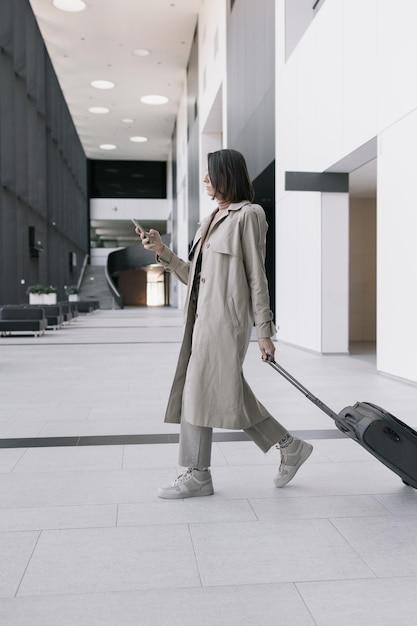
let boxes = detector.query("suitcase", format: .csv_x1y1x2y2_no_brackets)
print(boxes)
266,355,417,489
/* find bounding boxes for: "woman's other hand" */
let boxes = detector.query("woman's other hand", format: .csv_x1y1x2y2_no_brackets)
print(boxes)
259,337,275,362
135,227,164,256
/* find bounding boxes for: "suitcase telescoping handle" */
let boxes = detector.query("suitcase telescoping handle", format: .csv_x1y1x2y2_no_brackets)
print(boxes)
266,355,339,422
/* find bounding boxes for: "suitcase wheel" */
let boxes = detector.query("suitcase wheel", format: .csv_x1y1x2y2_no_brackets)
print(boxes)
402,479,417,489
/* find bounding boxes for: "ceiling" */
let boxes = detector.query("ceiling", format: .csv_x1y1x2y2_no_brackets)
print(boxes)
29,0,201,161
28,1,376,249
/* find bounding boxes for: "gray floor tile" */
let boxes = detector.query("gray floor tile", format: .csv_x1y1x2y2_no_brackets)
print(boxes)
249,494,392,520
374,492,417,515
297,577,417,625
38,417,173,437
12,445,124,473
189,519,374,585
310,437,374,462
118,498,257,526
0,504,117,531
331,515,417,576
211,458,402,499
0,422,48,438
0,449,26,473
13,405,93,420
0,531,40,597
0,467,171,507
2,309,417,623
18,525,200,596
0,583,315,626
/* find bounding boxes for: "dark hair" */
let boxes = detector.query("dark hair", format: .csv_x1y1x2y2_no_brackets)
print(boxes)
207,149,254,203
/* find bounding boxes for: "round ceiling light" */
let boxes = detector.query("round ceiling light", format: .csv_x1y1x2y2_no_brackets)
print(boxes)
140,95,169,105
133,49,151,57
91,80,115,90
129,136,148,143
53,0,86,11
88,107,110,114
122,118,134,124
99,144,117,150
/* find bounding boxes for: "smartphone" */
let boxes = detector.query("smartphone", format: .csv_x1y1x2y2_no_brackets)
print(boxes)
131,219,154,242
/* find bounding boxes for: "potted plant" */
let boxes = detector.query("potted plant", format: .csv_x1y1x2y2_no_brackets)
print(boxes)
26,284,46,304
66,285,79,302
43,285,58,304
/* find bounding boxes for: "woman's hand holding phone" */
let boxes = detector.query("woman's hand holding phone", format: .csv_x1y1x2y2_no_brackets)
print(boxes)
132,219,164,255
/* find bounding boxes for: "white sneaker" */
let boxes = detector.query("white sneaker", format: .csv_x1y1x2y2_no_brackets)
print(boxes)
274,438,313,488
158,468,214,499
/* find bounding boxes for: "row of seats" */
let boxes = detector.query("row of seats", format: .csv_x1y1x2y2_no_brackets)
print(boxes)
0,301,100,337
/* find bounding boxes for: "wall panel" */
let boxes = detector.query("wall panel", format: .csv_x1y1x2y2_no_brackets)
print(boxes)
0,0,88,304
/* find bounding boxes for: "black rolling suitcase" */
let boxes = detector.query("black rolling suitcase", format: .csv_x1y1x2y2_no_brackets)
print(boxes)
266,356,417,489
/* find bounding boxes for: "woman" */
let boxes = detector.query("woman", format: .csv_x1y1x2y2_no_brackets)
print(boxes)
136,149,312,498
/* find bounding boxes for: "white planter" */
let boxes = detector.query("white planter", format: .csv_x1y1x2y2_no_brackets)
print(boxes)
29,293,44,304
43,293,57,304
68,294,79,302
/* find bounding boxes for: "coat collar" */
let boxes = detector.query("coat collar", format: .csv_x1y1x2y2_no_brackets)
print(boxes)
200,200,251,225
189,200,252,259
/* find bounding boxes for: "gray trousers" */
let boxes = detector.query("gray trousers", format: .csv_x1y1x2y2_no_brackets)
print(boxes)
178,416,288,469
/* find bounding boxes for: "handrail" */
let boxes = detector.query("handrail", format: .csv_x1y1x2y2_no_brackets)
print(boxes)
76,253,89,292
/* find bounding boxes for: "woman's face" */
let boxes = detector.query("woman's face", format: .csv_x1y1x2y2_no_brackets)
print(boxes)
203,171,215,198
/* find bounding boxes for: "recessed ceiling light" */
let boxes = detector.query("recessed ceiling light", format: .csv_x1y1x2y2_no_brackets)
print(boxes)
129,136,148,143
53,0,86,11
88,107,110,114
140,95,169,105
133,49,151,57
91,80,115,90
122,118,134,123
99,144,117,150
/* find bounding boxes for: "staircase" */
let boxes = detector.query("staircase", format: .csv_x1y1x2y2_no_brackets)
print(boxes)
79,265,119,309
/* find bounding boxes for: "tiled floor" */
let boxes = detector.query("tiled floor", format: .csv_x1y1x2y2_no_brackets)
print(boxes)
1,308,417,625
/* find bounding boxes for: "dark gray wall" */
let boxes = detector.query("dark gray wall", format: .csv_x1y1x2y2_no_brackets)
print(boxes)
227,0,275,181
227,0,276,311
0,0,88,304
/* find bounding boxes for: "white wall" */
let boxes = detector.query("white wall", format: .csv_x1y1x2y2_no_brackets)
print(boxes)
275,0,417,375
198,0,227,139
275,191,322,351
377,113,417,381
168,0,227,310
90,198,170,221
198,0,227,221
174,82,191,310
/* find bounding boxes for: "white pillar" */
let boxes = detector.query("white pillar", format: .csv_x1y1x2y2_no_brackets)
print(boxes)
321,192,349,353
275,190,349,354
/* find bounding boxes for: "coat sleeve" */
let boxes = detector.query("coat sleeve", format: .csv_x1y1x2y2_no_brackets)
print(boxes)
240,205,277,339
156,245,191,285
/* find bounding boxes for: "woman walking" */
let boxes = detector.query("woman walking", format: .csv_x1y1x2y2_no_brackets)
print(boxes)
136,149,312,498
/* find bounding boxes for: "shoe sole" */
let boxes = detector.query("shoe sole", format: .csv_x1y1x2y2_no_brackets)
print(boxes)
158,485,214,499
274,443,313,488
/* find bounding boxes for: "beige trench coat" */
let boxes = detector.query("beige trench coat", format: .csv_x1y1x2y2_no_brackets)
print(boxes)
157,201,277,430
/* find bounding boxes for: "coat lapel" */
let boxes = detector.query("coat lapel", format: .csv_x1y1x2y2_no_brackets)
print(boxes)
188,212,215,260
